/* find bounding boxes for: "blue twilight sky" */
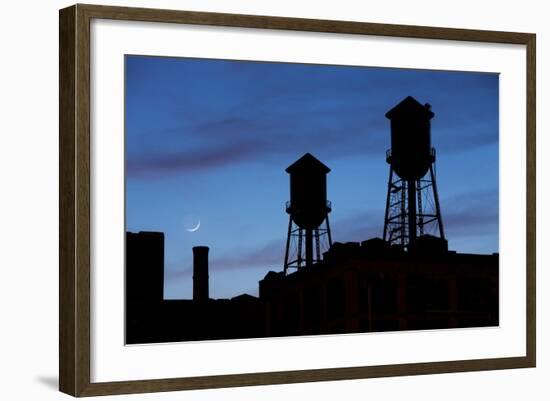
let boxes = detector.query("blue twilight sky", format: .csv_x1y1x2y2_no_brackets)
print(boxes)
125,55,499,300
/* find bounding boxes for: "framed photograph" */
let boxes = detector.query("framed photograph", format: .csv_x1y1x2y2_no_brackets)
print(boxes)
59,4,536,397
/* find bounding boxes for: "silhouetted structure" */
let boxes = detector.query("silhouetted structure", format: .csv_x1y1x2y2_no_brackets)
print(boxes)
125,233,262,344
260,239,497,336
126,231,165,344
126,234,497,343
125,97,498,344
383,96,445,250
192,246,209,302
284,153,333,274
126,231,164,303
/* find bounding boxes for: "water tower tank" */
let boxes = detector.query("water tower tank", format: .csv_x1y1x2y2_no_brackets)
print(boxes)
385,96,435,180
285,153,331,230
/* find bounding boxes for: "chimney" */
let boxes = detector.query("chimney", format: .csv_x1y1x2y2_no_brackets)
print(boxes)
192,246,209,302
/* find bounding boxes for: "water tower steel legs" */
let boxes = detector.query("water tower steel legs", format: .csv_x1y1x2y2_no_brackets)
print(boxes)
305,229,313,268
297,228,303,266
315,228,321,262
383,161,445,250
325,214,333,247
417,180,424,235
284,216,332,274
283,218,292,275
407,178,417,247
430,164,445,239
383,167,393,241
400,181,406,246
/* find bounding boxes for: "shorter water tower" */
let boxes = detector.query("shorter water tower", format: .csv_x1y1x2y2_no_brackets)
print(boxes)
383,96,445,250
284,153,333,274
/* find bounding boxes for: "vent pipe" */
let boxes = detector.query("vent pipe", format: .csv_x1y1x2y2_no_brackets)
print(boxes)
192,246,209,302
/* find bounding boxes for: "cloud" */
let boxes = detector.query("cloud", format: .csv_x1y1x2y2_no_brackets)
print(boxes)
331,210,384,243
196,117,261,136
165,264,192,280
126,111,388,179
210,241,285,271
440,188,498,236
444,209,498,237
165,239,285,281
165,187,498,287
126,139,266,178
435,124,498,153
126,57,499,179
127,105,496,180
330,188,498,245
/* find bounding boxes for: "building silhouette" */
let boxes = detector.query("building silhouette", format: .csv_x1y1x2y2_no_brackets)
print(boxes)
126,229,497,344
260,237,497,336
126,233,263,343
125,97,499,344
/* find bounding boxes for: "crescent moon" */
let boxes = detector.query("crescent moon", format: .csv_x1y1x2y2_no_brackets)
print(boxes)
186,220,201,232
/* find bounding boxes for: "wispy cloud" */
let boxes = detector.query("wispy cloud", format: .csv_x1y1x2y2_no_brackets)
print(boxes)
165,239,285,281
164,187,498,294
126,57,498,181
441,188,498,237
330,188,498,244
435,124,498,153
210,241,285,271
127,110,496,180
126,139,266,178
126,111,387,179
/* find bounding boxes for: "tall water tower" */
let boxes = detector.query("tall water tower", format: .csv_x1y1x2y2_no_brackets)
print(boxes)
383,96,445,250
284,153,333,274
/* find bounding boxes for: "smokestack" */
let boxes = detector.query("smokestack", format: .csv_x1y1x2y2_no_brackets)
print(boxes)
192,246,209,302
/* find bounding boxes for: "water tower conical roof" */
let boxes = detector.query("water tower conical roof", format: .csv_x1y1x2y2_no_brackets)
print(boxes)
285,153,330,174
385,96,434,120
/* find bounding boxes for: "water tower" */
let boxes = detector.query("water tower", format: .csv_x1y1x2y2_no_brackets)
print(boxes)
383,96,445,250
284,153,333,274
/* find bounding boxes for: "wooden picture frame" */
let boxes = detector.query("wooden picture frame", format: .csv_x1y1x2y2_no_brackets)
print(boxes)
59,3,536,397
